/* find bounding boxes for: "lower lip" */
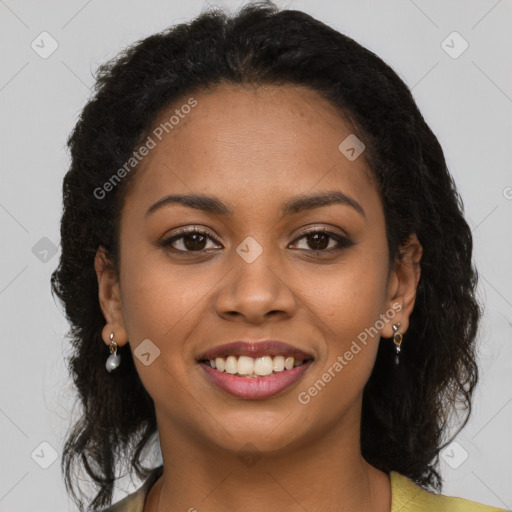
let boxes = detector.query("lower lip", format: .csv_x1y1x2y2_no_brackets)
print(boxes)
199,360,313,400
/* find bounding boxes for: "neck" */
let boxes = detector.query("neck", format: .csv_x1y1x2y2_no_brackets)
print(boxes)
145,409,391,512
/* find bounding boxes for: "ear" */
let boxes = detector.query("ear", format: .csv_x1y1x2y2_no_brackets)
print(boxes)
381,233,423,338
94,246,128,347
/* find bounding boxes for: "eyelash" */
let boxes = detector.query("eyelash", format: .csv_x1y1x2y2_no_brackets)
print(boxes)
159,226,354,255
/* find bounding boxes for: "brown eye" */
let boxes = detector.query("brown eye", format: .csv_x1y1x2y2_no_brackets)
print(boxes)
159,227,354,256
160,228,222,253
303,232,331,251
290,229,354,253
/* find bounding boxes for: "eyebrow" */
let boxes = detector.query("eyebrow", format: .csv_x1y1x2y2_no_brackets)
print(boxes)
145,190,366,219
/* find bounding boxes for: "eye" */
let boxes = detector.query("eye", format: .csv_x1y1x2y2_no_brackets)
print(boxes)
159,226,355,255
289,228,355,253
159,227,222,253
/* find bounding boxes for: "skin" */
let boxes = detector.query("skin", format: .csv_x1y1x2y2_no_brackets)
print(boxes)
94,83,422,512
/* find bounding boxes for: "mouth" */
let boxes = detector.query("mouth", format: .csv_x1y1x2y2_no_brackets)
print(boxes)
196,340,315,399
196,339,315,377
198,355,314,378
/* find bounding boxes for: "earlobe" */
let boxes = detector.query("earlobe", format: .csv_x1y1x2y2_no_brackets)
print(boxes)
94,246,128,346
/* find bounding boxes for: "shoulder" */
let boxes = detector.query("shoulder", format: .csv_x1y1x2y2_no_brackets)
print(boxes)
89,465,164,512
390,471,509,512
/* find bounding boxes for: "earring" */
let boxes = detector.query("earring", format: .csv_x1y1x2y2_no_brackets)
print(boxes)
392,322,403,366
106,332,121,373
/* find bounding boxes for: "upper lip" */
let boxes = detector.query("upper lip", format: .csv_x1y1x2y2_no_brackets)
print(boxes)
197,340,315,361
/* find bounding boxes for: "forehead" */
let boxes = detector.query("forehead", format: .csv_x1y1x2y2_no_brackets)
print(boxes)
123,83,380,219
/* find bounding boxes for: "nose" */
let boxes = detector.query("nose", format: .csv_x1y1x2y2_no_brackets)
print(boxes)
213,246,298,324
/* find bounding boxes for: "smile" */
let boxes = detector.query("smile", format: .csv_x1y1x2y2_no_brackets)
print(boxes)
198,357,314,399
203,355,310,378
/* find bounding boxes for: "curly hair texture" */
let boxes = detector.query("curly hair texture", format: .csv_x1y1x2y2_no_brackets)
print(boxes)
50,1,481,510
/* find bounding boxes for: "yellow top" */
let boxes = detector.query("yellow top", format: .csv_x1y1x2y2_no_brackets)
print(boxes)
99,465,509,512
388,471,508,511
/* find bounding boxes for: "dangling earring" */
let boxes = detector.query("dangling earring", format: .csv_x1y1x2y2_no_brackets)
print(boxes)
392,322,403,366
106,332,121,373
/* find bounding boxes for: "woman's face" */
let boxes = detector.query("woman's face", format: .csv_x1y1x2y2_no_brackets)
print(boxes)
96,83,421,456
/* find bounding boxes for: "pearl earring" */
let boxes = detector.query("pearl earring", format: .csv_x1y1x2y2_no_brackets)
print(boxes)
392,322,403,366
106,332,121,373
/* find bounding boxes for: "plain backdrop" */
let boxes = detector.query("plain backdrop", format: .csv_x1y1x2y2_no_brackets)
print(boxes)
1,0,511,510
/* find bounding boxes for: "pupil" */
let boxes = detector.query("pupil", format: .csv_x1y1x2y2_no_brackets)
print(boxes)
185,233,206,251
308,233,328,250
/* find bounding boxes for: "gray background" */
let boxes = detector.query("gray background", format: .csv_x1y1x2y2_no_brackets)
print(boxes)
1,0,511,510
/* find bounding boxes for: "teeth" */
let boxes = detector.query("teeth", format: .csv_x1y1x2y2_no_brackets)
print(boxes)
237,356,254,375
215,357,225,372
254,356,273,376
206,355,308,377
273,356,285,372
225,356,238,375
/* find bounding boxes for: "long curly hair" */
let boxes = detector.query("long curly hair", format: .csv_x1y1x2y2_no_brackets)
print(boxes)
50,1,481,510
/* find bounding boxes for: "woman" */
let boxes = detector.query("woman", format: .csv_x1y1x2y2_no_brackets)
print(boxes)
50,1,508,511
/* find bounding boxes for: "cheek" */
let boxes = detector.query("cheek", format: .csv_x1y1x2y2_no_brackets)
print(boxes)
310,249,388,327
119,256,200,401
119,247,222,394
306,245,388,376
120,242,205,337
300,275,385,412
